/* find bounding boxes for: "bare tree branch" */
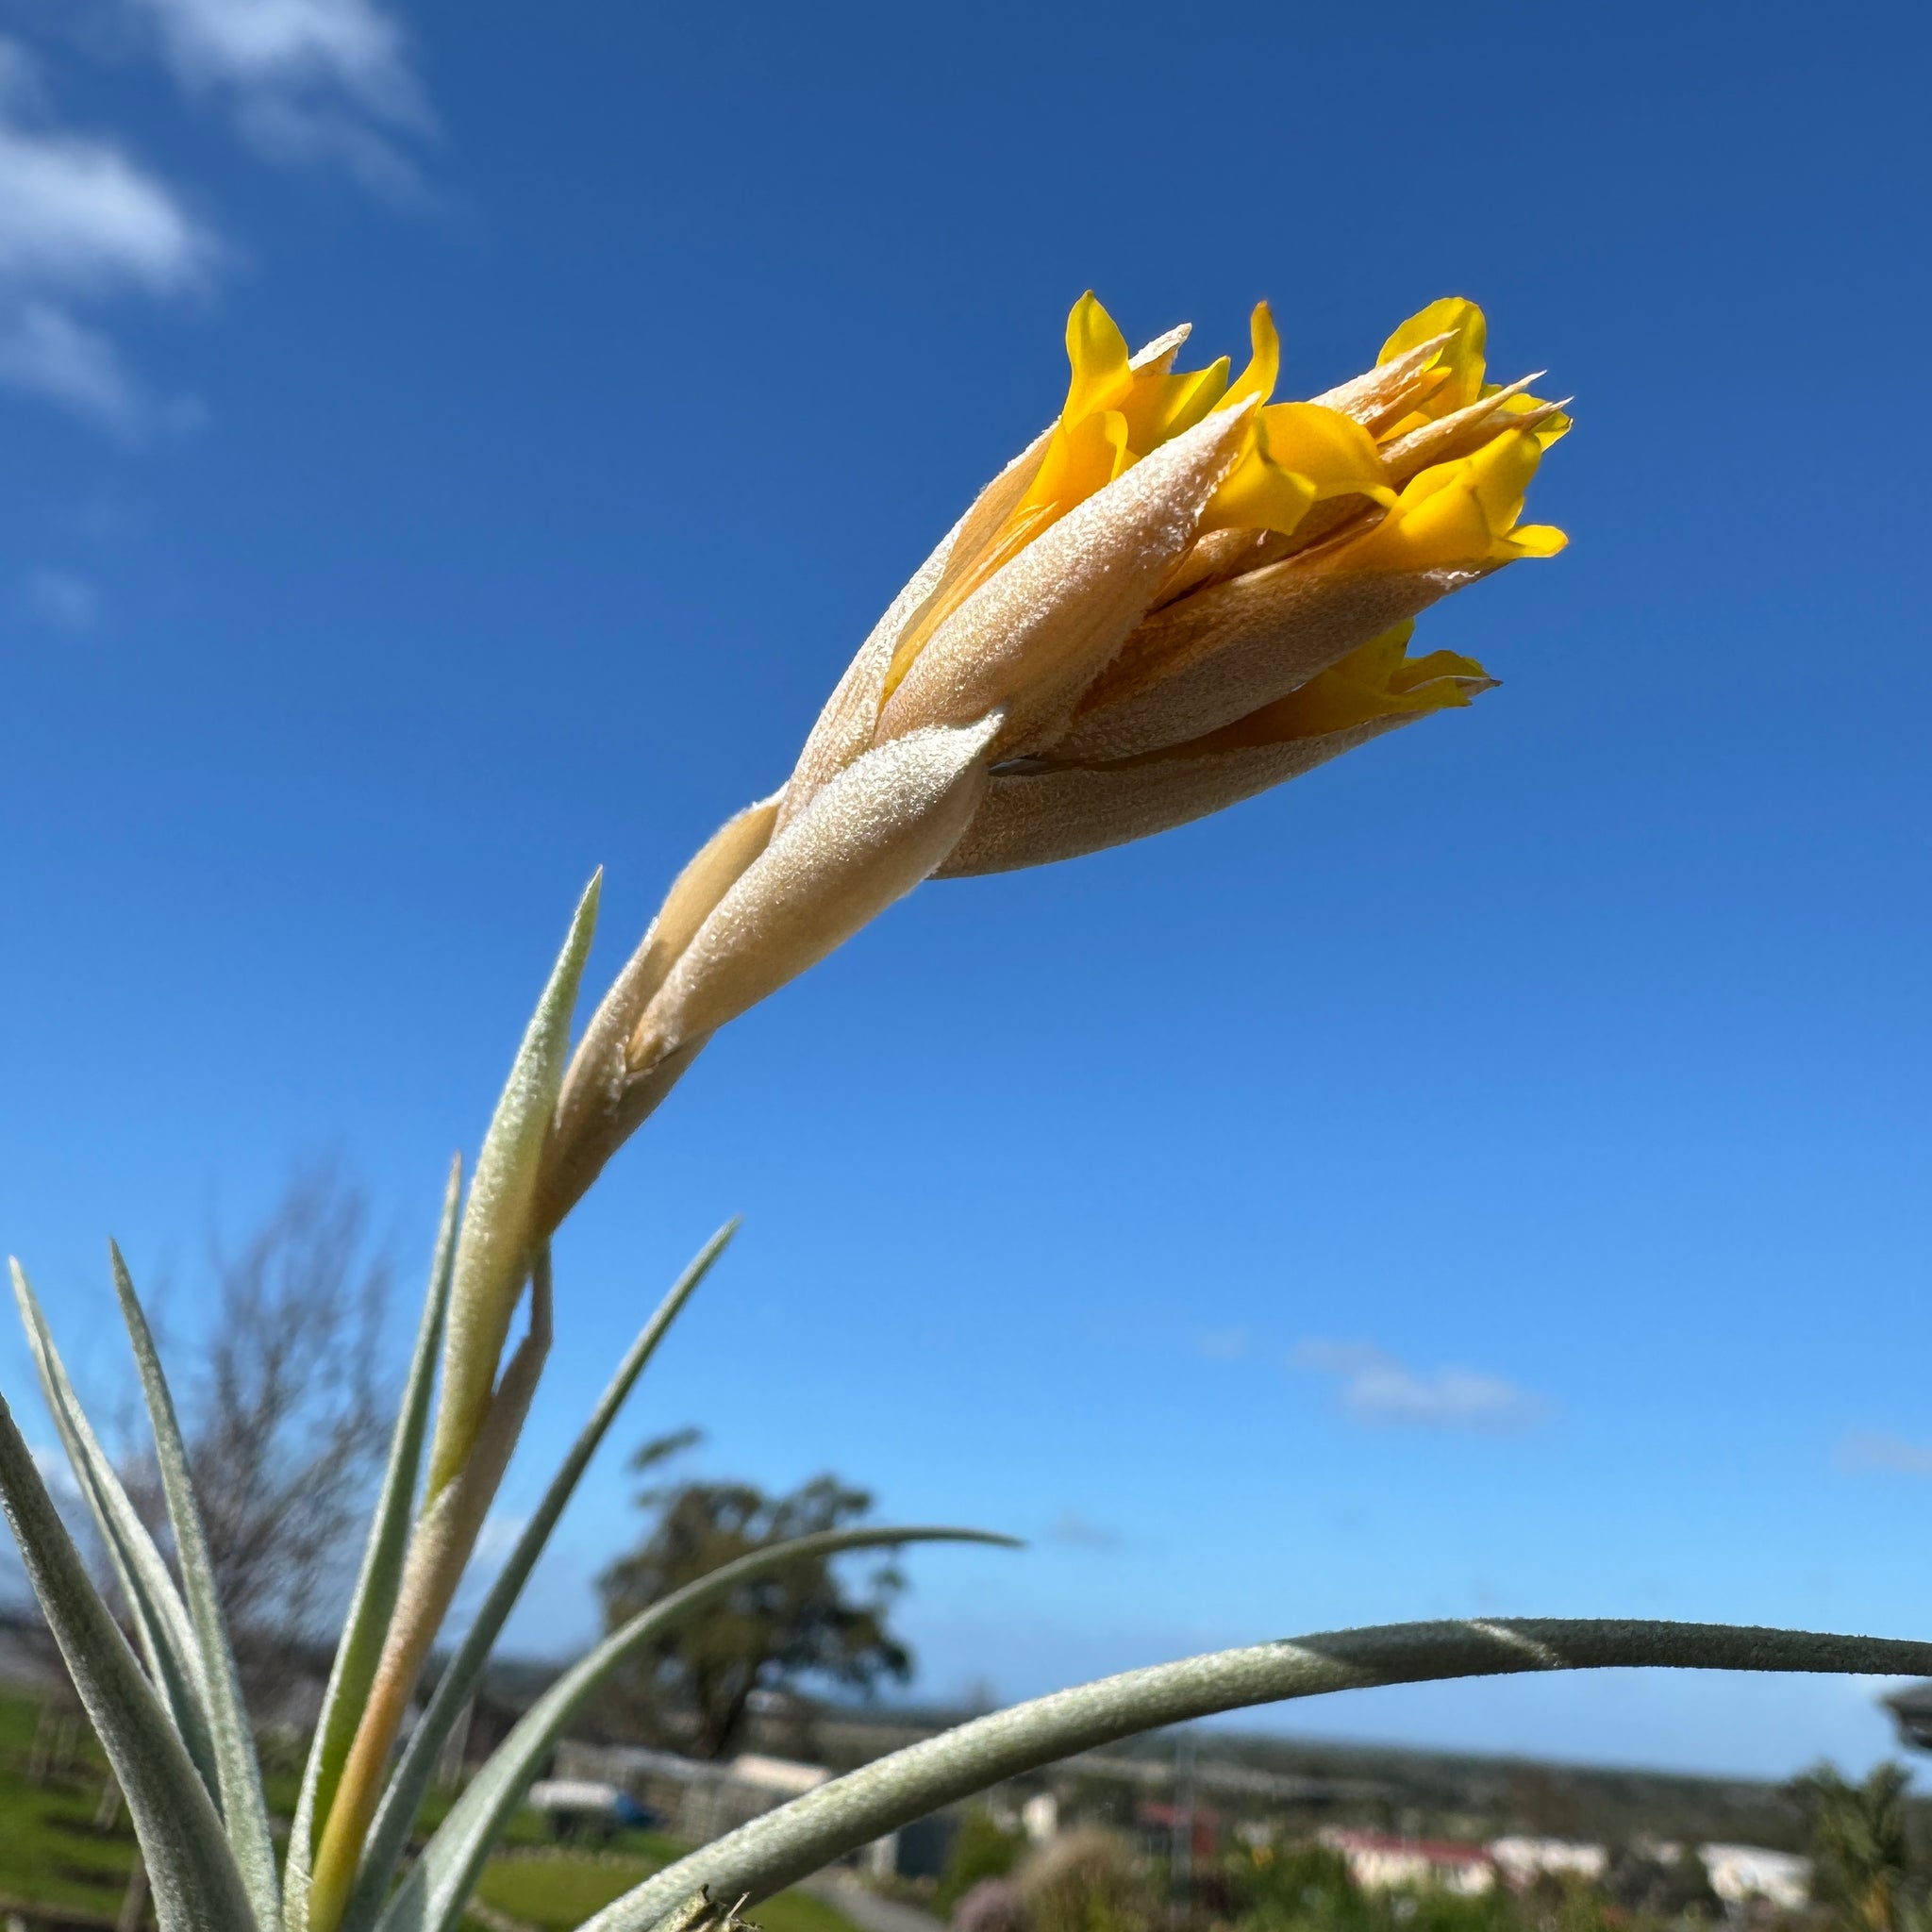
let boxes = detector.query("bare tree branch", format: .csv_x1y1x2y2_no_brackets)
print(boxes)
123,1161,394,1721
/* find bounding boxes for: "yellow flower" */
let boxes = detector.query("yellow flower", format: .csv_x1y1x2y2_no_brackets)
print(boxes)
537,291,1568,1224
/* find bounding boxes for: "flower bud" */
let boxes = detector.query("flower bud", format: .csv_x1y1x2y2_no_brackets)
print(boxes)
540,291,1567,1216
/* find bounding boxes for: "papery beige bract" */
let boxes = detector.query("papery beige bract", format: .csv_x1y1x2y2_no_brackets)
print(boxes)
535,291,1566,1225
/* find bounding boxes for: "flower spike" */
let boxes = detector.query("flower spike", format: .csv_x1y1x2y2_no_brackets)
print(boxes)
537,291,1569,1224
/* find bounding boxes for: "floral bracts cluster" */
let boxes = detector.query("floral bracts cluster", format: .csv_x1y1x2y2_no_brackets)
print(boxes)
539,293,1568,1224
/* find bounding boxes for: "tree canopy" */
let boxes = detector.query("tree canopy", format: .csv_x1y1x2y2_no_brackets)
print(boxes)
595,1429,913,1759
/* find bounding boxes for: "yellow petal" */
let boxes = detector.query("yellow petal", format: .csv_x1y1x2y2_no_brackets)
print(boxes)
878,403,1257,756
1379,296,1488,415
1018,409,1132,534
1258,404,1394,503
1328,428,1555,574
1488,383,1574,448
1194,403,1392,541
1118,358,1231,449
1465,425,1541,525
1062,291,1134,426
1219,302,1280,413
1507,523,1569,558
1197,440,1317,538
1217,623,1492,744
1342,475,1494,573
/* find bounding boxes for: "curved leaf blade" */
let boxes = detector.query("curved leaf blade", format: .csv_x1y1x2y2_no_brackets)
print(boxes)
286,1158,462,1932
112,1243,282,1932
374,1524,1016,1932
577,1618,1932,1932
0,1383,259,1932
342,1222,737,1932
9,1258,221,1796
429,874,601,1499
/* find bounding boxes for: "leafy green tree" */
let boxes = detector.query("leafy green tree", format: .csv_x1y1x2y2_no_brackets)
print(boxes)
1790,1761,1922,1932
1604,1844,1719,1921
1229,1842,1374,1932
1401,1881,1517,1932
595,1429,913,1758
938,1807,1028,1917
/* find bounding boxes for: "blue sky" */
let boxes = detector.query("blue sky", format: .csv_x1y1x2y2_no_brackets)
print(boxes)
2,0,1930,1782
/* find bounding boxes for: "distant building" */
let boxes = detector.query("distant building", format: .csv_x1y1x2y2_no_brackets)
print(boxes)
730,1754,832,1798
555,1741,838,1845
1137,1800,1221,1863
1022,1793,1058,1843
1321,1828,1496,1896
1489,1838,1608,1887
525,1779,655,1840
862,1814,958,1882
1698,1844,1811,1911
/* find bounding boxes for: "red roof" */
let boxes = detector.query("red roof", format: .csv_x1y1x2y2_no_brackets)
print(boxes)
1325,1829,1494,1869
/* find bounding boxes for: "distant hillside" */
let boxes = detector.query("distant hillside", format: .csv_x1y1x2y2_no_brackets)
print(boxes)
799,1700,1925,1853
3,1602,1917,1855
1091,1724,1824,1851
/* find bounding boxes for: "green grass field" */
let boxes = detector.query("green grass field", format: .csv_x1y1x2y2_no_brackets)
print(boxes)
0,1685,856,1932
0,1686,139,1924
473,1850,856,1932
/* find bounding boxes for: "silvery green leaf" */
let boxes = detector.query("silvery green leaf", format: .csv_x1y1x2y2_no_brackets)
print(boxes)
0,1383,259,1932
285,1158,461,1932
9,1258,221,1796
341,1222,736,1932
375,1524,1014,1932
428,873,601,1499
112,1242,282,1932
578,1618,1932,1932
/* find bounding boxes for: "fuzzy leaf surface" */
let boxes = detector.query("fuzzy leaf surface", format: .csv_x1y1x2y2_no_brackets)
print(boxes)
112,1243,283,1932
286,1158,461,1932
579,1619,1932,1932
430,874,600,1497
342,1224,736,1932
9,1259,221,1794
0,1385,259,1932
375,1525,1014,1932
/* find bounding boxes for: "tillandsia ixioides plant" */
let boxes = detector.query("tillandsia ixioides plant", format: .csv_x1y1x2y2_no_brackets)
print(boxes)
4,290,1924,1932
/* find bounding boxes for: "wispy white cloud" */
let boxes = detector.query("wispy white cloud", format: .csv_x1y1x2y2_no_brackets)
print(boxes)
0,40,214,428
1292,1340,1549,1433
122,0,432,197
1835,1430,1932,1476
0,97,212,292
0,302,141,424
0,0,431,430
22,565,99,629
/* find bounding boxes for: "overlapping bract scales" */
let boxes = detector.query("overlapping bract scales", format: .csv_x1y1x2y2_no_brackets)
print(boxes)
535,290,1570,1225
